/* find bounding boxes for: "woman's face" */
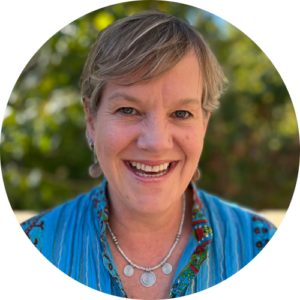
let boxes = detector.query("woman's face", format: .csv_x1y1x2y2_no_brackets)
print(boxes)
87,51,210,215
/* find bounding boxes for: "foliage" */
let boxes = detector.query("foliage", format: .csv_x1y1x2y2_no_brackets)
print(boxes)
1,1,298,212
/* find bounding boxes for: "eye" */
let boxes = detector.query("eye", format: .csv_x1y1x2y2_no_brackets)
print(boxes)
173,110,191,119
119,107,137,115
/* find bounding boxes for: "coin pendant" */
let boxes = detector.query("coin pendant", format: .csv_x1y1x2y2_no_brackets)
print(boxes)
162,263,172,274
140,271,156,287
124,265,134,277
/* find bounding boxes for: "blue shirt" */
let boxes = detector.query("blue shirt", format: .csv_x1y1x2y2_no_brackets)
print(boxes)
21,178,276,297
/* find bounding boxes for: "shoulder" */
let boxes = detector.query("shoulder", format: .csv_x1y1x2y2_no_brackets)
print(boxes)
196,188,277,256
20,184,106,251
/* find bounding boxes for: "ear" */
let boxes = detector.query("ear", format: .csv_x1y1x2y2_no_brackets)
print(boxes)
202,111,210,136
83,99,96,141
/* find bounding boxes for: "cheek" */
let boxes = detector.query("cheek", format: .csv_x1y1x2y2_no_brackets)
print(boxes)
95,121,136,162
180,128,204,160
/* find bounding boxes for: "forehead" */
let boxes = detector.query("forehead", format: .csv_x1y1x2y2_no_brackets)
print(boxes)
101,51,203,107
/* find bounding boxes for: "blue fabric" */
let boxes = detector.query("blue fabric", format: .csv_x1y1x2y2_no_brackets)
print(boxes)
21,178,276,297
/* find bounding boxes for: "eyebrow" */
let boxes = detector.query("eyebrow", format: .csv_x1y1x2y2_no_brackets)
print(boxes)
108,92,140,104
108,92,201,106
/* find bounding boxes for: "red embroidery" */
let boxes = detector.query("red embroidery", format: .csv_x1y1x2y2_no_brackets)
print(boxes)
202,239,212,247
195,228,204,240
192,182,202,210
93,198,100,208
190,264,199,274
194,245,205,254
25,219,44,233
192,220,207,225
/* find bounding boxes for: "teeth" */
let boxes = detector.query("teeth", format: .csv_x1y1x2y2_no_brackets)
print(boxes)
152,166,159,172
135,168,169,177
130,162,170,172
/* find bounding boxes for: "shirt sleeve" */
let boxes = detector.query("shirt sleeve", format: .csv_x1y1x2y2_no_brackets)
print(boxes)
19,211,49,295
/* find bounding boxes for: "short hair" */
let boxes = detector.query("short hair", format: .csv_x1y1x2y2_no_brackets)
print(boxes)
81,10,227,118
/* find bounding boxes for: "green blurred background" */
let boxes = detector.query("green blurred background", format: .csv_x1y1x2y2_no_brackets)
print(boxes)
1,1,299,213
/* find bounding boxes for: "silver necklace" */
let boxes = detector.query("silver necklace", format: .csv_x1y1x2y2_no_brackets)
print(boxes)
107,193,186,287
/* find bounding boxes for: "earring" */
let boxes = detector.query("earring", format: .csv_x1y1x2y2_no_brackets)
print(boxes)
193,167,201,181
86,131,94,151
86,131,103,178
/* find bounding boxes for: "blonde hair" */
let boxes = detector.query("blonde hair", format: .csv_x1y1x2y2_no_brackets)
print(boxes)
81,10,227,118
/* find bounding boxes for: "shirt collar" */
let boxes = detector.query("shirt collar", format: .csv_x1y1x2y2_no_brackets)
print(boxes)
92,177,213,247
190,180,213,247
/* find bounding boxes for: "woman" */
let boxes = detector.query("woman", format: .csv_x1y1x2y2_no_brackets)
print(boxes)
21,11,276,299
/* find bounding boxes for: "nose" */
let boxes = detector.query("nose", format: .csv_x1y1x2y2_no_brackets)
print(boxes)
137,115,173,154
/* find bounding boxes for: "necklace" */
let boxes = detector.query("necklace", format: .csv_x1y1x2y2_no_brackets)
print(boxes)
107,193,186,287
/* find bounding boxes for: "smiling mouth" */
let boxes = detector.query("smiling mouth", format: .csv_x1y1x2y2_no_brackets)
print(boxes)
127,162,173,177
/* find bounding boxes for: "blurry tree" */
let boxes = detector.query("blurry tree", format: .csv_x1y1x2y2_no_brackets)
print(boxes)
1,1,298,212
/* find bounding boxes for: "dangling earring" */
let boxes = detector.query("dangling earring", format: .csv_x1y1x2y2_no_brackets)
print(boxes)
193,167,201,181
86,131,102,178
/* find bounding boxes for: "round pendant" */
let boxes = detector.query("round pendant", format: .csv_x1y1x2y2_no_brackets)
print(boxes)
162,263,172,274
140,271,156,287
124,265,134,277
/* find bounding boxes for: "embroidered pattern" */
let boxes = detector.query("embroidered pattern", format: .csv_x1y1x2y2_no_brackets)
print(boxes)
250,213,277,256
169,182,213,298
20,210,52,251
91,181,127,297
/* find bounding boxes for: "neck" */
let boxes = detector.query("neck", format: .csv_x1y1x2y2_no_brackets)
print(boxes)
106,185,186,238
109,193,183,235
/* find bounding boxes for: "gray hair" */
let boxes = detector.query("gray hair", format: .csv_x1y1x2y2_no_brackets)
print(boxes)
81,10,227,118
